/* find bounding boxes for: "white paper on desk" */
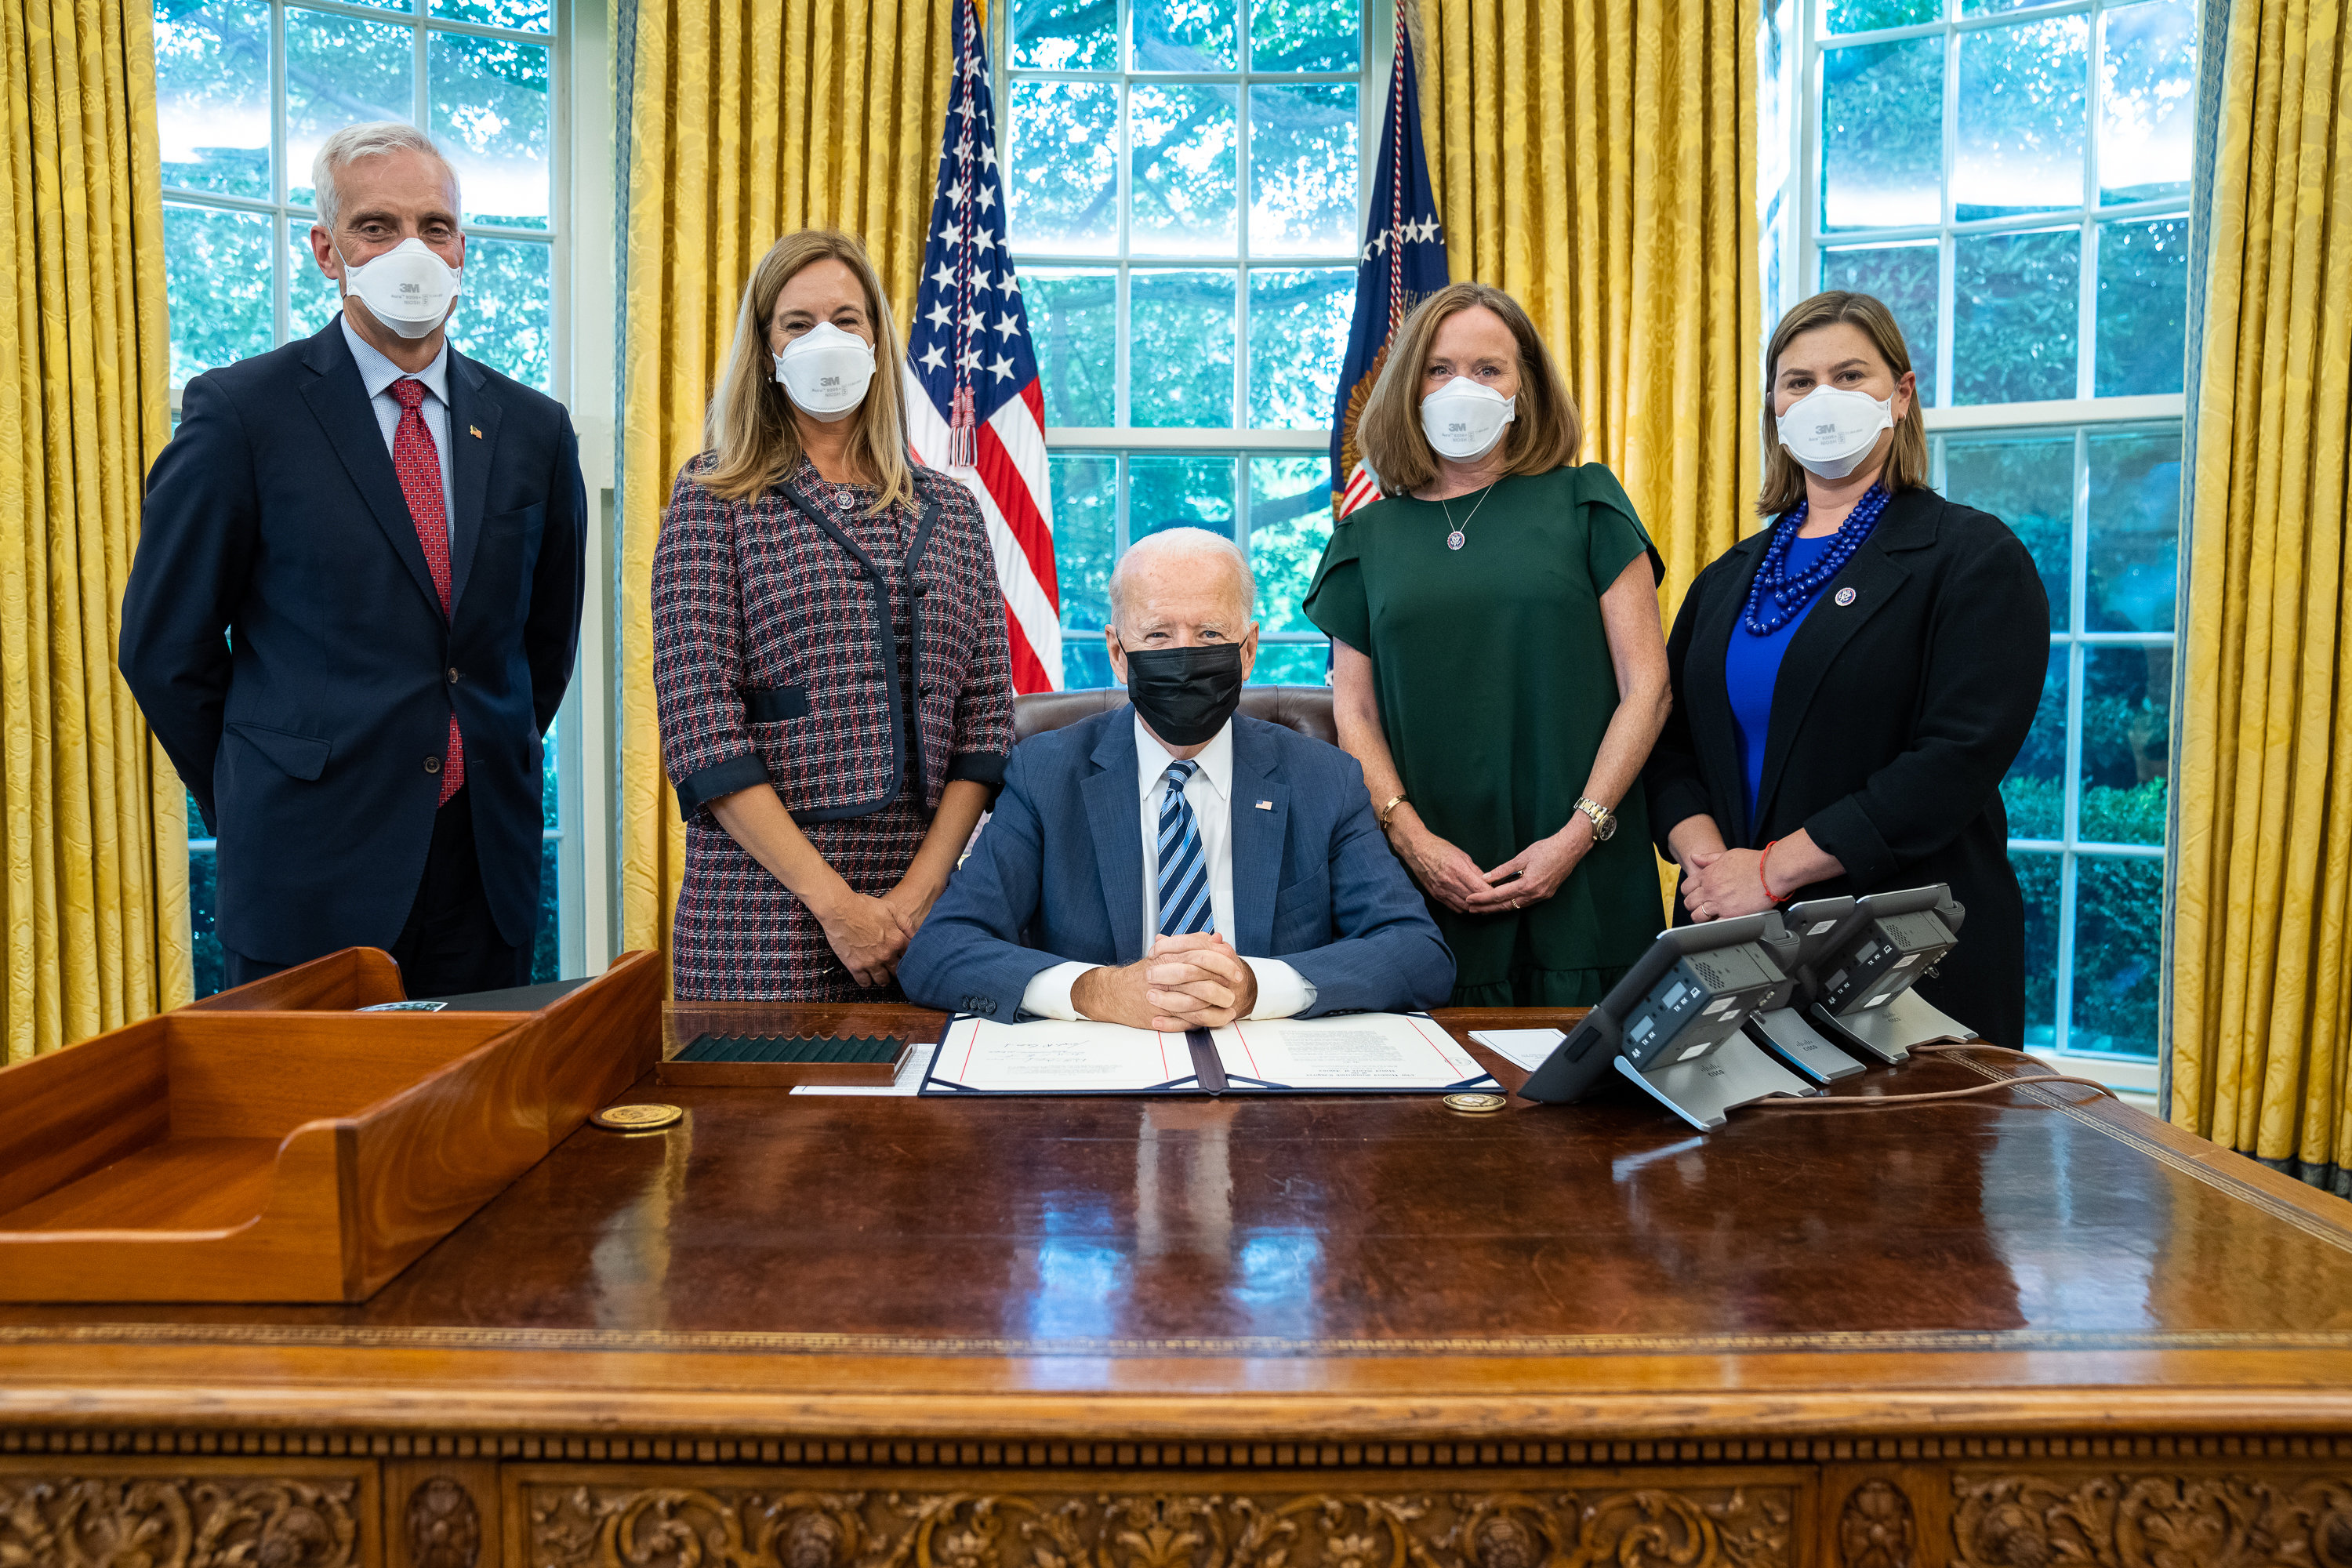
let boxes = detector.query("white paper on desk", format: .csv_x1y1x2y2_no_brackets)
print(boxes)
923,1016,1197,1094
789,1044,938,1096
1212,1014,1498,1092
1468,1027,1566,1071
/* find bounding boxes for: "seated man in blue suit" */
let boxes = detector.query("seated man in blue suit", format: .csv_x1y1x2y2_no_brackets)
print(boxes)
902,528,1453,1027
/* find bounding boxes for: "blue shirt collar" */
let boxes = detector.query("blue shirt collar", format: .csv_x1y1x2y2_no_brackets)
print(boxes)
339,313,452,407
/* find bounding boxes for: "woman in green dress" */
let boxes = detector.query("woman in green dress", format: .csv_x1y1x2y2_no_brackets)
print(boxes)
1303,281,1672,1006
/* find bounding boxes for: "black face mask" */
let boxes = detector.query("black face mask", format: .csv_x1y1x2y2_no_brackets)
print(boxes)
1120,640,1246,747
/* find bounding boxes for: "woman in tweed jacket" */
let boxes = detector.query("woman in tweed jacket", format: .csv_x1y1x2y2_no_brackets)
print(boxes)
653,230,1014,1000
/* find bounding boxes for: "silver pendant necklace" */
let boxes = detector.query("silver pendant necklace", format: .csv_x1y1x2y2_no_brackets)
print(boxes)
1440,481,1498,550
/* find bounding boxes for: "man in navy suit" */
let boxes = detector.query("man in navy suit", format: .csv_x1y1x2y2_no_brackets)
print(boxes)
121,122,585,995
902,529,1452,1026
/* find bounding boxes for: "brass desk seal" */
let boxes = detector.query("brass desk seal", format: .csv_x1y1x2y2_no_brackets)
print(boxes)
591,1102,684,1132
1443,1092,1507,1115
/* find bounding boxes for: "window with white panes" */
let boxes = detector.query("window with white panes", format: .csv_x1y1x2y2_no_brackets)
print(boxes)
1763,0,2194,1062
153,0,569,992
998,0,1370,688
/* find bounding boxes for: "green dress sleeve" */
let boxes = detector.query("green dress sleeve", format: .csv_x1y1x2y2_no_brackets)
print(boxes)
1302,516,1372,652
1577,463,1665,589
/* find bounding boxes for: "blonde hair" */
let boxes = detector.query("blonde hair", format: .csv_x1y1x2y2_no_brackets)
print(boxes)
1356,281,1582,499
1757,290,1929,518
698,230,916,512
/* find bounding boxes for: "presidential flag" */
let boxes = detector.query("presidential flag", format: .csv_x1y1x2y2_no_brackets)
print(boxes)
903,0,1062,691
1330,3,1450,518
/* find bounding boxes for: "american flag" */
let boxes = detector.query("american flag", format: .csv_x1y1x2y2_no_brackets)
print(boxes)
903,0,1062,692
1330,2,1449,518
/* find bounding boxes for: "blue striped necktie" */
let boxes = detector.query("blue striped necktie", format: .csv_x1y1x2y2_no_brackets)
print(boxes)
1156,760,1214,938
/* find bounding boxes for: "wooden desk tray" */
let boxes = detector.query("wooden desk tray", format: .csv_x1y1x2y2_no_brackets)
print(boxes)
656,1033,910,1088
0,947,661,1303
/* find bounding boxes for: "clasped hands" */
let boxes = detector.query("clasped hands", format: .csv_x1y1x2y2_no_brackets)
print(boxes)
1073,932,1259,1032
812,879,941,988
1676,846,1778,922
1392,811,1595,916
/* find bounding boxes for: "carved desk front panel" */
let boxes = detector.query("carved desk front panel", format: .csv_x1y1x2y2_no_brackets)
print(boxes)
9,1446,2352,1568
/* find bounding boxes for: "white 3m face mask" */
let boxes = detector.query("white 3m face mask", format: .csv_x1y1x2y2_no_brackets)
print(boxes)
1420,376,1515,461
339,238,462,340
1775,384,1894,480
773,321,877,422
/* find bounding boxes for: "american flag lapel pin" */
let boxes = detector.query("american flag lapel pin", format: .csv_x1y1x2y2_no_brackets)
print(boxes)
1255,800,1273,811
468,424,483,439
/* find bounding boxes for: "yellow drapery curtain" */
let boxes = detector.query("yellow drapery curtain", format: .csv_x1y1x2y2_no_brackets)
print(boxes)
1414,0,1761,612
2169,0,2352,1180
613,0,960,960
0,0,187,1060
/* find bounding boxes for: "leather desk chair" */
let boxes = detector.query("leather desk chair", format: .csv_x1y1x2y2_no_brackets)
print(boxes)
1014,685,1338,747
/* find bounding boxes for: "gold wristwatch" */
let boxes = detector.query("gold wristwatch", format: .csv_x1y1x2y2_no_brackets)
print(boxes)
1378,794,1409,829
1573,797,1617,841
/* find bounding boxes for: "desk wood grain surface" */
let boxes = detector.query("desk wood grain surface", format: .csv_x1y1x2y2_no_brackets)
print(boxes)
4,1000,2350,1447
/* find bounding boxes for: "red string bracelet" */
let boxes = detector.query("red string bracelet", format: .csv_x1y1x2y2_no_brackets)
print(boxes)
1759,839,1784,904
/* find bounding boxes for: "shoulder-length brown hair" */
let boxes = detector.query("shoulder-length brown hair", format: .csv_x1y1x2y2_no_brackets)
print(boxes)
1756,290,1929,518
1356,281,1581,498
696,229,915,513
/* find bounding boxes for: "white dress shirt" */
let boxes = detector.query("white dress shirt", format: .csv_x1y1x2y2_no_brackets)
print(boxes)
340,314,457,529
1020,714,1318,1022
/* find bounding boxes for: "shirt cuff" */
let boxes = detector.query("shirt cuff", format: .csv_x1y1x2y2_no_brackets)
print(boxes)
1243,957,1316,1019
1019,960,1095,1022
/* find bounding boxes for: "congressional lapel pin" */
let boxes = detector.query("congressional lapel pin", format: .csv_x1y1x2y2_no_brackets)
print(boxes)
1835,586,1857,607
1254,799,1274,811
468,424,483,439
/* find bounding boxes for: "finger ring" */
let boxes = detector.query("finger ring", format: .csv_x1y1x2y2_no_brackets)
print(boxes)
1512,898,1520,909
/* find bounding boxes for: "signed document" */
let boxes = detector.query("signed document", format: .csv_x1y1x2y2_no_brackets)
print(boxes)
1213,1014,1499,1093
922,1017,1202,1095
921,1013,1501,1097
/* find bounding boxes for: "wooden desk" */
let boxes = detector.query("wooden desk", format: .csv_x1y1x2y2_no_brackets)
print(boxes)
4,1002,2350,1568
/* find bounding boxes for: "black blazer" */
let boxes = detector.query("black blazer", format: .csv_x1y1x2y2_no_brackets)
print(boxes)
122,318,586,964
1643,485,2049,1046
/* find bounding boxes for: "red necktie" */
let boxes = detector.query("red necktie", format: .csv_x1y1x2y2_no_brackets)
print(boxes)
391,378,464,805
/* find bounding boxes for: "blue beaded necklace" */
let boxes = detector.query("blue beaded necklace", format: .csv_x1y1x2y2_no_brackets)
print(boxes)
1741,485,1890,636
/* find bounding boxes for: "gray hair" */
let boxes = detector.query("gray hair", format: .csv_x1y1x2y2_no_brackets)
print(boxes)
311,122,458,234
1108,527,1256,630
